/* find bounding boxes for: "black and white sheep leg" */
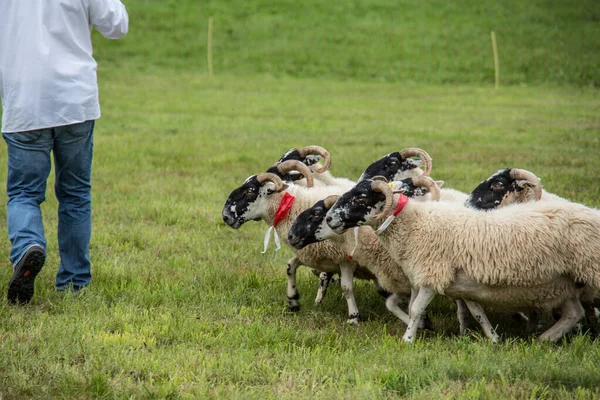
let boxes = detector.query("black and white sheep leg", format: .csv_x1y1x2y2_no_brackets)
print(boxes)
463,300,500,343
286,257,302,312
314,272,334,305
455,299,469,335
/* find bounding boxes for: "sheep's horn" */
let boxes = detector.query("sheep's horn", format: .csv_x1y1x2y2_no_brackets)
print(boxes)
371,175,389,183
276,160,314,188
297,145,331,174
256,172,287,192
411,176,441,201
371,180,394,221
323,195,340,209
509,169,542,201
399,148,432,176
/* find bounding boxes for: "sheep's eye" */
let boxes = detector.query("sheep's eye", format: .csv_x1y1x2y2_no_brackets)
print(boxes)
355,195,370,205
491,182,505,191
310,210,324,221
245,187,257,199
387,160,399,168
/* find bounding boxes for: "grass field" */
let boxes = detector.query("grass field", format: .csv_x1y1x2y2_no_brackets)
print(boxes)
1,0,600,398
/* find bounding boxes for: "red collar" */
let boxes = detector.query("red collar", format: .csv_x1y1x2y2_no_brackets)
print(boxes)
393,194,409,216
273,192,296,226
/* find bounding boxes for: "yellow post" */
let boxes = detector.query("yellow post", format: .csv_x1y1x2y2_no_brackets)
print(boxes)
490,31,499,89
208,17,213,77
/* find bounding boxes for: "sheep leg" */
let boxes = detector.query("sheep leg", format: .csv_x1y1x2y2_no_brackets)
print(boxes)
286,257,302,312
339,264,360,325
463,300,500,343
403,287,436,344
455,299,469,335
539,297,585,342
386,294,411,325
408,287,419,312
386,293,432,330
314,272,334,305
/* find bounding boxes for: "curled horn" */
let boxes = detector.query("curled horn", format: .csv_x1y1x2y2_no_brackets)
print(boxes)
399,148,432,176
277,160,315,188
256,172,288,192
411,175,441,201
370,179,394,221
371,176,389,183
323,195,340,209
297,145,331,174
509,169,542,201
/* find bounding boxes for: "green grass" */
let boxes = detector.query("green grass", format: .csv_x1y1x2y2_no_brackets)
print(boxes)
0,70,599,398
1,0,600,398
94,0,600,87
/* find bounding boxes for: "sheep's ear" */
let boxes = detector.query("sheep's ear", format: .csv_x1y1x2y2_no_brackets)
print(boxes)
264,181,288,194
435,180,445,188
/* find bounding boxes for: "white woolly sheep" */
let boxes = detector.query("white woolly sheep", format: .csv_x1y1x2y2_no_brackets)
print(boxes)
223,160,383,324
325,176,600,343
466,168,600,332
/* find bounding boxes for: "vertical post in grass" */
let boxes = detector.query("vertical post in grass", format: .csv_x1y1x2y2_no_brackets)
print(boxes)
490,31,499,89
207,17,214,78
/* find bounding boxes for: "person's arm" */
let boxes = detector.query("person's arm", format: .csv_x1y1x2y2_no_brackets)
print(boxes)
88,0,129,39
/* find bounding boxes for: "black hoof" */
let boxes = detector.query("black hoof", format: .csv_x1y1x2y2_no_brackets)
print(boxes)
422,315,434,331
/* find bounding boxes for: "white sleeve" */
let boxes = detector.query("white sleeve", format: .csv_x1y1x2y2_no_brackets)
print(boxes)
88,0,129,39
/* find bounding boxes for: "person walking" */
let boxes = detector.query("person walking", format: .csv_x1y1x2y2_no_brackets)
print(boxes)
0,0,129,303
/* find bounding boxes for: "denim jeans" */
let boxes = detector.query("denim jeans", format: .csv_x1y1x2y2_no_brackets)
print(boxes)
3,120,94,289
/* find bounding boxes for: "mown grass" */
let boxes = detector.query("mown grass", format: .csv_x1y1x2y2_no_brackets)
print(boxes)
94,0,600,87
0,69,599,398
1,0,600,398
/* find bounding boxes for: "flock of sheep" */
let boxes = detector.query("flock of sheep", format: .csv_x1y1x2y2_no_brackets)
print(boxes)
222,146,600,343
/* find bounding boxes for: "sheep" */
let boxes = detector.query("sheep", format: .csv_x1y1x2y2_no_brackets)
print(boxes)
466,168,600,332
222,159,381,324
324,175,600,343
465,168,557,210
357,148,432,182
267,145,334,187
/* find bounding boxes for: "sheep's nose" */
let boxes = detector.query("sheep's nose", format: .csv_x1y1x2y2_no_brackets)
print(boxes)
326,216,332,224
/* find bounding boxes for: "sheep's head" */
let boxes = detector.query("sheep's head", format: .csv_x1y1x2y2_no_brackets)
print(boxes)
288,195,339,249
325,178,389,234
326,175,440,234
266,145,331,182
222,173,288,229
358,148,432,182
465,168,542,211
222,160,313,229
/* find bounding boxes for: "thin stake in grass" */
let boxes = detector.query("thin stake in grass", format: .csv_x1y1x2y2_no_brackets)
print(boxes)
491,31,499,89
208,16,214,77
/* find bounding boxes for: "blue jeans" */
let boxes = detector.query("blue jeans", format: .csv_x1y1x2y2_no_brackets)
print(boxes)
3,120,94,289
